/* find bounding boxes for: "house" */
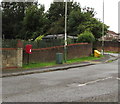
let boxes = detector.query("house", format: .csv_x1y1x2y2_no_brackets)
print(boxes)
43,34,78,40
117,33,120,42
42,34,64,40
99,30,119,41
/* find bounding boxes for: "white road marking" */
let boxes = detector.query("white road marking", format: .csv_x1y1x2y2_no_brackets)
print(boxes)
78,84,86,87
116,77,120,80
78,77,113,87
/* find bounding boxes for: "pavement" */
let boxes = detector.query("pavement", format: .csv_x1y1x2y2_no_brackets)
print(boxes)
1,53,119,78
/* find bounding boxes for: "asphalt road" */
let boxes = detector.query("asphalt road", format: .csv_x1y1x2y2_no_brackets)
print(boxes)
2,60,119,102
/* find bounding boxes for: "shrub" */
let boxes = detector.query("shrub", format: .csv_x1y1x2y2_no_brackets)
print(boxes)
77,31,95,43
35,34,44,42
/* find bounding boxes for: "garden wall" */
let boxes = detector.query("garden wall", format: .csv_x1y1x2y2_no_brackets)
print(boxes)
93,41,120,52
2,41,120,69
3,41,119,68
23,43,92,64
2,48,23,69
2,43,92,68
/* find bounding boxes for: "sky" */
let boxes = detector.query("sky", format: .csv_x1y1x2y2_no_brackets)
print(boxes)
39,0,119,33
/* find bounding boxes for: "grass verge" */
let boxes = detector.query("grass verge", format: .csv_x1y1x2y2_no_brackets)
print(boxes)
105,51,119,53
2,55,104,73
23,55,103,69
66,56,101,64
23,62,56,69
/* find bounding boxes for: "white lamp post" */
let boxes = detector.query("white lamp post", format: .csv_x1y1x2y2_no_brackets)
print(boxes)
64,0,67,62
101,0,104,55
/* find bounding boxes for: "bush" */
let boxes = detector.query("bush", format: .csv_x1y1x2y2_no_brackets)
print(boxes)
77,31,95,43
35,34,44,42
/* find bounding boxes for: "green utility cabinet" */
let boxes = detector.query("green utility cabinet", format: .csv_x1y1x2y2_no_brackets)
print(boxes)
56,53,63,64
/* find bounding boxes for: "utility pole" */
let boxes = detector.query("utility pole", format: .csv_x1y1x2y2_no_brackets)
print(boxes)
101,0,104,55
64,0,67,62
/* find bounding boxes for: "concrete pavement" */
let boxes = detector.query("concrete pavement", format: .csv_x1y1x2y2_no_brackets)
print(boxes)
2,53,119,78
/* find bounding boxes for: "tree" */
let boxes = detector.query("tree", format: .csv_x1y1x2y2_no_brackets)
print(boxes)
68,9,84,36
22,4,48,40
2,2,35,39
47,17,64,34
46,2,81,35
68,7,109,40
77,31,95,43
90,19,109,40
2,1,109,41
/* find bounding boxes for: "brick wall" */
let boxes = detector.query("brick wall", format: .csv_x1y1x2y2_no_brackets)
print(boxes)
23,43,92,64
93,41,120,52
2,48,23,69
2,43,92,68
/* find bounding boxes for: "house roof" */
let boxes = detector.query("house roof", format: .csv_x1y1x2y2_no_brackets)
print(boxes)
107,30,118,35
43,34,78,39
99,30,119,41
67,35,78,39
42,34,64,39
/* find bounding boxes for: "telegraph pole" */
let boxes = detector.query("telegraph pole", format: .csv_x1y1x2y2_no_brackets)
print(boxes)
64,0,67,62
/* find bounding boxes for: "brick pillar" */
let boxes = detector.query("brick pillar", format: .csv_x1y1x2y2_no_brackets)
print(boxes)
17,40,23,67
17,48,23,67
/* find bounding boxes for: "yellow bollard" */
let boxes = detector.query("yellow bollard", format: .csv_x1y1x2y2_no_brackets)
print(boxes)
94,50,101,57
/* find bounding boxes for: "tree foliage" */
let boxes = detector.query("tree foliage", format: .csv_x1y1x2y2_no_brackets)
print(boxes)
2,1,109,41
46,2,81,34
2,2,34,39
68,7,108,40
35,34,44,42
77,31,95,43
22,4,47,40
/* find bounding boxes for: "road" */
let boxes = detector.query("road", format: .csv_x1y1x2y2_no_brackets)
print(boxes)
2,60,119,102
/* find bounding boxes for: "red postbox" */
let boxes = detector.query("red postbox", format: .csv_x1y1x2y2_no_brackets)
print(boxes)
25,44,32,54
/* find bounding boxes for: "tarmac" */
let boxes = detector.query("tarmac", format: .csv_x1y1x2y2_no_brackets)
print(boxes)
1,53,119,78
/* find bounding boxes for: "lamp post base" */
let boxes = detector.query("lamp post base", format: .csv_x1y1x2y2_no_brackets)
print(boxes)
101,49,104,55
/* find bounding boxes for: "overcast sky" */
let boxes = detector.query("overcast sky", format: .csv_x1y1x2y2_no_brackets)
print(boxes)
39,0,119,33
